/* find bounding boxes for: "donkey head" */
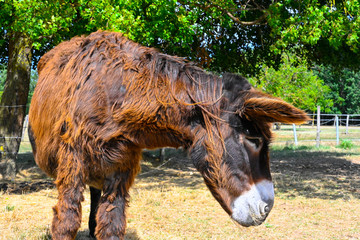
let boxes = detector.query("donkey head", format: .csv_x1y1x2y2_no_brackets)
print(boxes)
190,73,309,227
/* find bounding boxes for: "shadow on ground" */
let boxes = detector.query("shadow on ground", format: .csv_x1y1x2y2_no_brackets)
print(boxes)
270,148,360,200
0,152,55,194
1,148,359,200
75,229,140,240
138,148,203,190
139,148,360,200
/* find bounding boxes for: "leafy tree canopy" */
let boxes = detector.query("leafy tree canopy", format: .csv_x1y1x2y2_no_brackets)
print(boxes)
0,0,359,112
249,53,333,113
315,65,360,114
267,0,360,69
1,0,360,74
0,0,200,67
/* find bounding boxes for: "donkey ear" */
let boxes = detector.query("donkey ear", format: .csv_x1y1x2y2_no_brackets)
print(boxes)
241,92,310,124
223,73,252,92
222,73,252,101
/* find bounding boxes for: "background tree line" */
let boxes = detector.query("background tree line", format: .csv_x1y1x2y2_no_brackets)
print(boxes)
0,0,359,178
2,57,360,115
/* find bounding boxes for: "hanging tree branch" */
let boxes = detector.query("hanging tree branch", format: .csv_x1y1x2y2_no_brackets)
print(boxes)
178,0,269,26
225,11,268,25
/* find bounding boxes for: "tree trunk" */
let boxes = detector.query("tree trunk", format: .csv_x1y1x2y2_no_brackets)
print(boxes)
0,33,32,180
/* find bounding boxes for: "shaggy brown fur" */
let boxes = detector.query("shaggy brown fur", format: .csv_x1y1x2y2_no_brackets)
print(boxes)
29,30,309,240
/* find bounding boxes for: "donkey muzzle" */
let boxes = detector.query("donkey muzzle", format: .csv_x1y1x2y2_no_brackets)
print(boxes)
231,180,274,227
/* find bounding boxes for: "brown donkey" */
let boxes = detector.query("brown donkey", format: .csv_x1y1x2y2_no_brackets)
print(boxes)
28,30,309,240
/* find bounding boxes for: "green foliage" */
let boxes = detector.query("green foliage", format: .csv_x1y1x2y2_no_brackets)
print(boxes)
1,0,359,73
338,139,354,150
0,0,201,67
268,0,360,69
27,69,38,105
0,0,77,50
249,53,333,112
315,65,360,114
111,0,199,58
1,0,360,101
5,204,15,212
0,65,6,93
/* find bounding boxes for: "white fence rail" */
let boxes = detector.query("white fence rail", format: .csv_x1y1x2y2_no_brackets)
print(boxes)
274,108,360,146
3,109,360,155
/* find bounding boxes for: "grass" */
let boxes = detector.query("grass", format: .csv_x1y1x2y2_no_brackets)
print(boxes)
338,139,355,149
273,125,360,144
18,129,33,154
1,146,360,239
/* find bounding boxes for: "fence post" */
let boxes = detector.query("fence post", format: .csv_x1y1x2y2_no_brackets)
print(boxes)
335,115,339,145
292,124,298,146
346,115,349,135
22,115,29,141
159,148,166,162
316,106,321,148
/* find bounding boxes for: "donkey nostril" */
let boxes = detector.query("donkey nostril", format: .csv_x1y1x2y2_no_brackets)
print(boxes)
264,205,270,214
259,203,270,216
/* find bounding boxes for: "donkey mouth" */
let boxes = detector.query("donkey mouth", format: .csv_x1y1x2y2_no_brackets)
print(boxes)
231,209,269,227
230,180,274,227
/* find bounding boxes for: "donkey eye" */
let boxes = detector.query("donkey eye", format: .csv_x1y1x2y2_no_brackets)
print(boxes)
243,128,250,135
244,136,263,149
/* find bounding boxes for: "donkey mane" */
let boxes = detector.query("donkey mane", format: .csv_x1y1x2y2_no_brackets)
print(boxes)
41,30,224,108
37,31,229,151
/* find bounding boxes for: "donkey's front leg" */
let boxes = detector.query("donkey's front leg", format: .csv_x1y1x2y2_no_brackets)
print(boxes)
52,149,85,240
89,186,101,238
95,170,137,240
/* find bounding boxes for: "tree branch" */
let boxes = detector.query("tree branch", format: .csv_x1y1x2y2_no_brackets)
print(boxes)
178,0,269,26
226,11,268,26
209,2,269,26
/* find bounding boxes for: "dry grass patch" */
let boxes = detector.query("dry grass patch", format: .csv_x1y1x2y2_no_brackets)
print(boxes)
1,147,360,239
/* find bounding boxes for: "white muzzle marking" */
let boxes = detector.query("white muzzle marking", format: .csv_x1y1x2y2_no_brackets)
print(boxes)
231,180,274,226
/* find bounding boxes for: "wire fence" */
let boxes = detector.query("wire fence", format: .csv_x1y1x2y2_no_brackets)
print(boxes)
1,110,360,156
308,113,360,126
273,113,360,146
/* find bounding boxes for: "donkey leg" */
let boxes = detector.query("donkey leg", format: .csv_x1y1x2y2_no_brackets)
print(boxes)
89,186,101,238
51,149,85,240
95,170,137,240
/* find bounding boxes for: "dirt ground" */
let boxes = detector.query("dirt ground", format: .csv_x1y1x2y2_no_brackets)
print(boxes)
2,147,359,199
0,147,360,239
